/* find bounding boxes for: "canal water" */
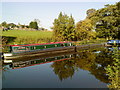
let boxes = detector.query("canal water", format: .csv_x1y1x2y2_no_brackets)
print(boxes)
2,46,119,88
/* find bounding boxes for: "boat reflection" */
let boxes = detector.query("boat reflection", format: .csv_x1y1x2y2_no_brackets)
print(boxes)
3,53,77,70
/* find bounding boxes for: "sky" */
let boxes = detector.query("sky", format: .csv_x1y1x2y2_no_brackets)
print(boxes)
1,0,119,30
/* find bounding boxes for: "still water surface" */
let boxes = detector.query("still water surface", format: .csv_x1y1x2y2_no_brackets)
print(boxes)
3,47,115,88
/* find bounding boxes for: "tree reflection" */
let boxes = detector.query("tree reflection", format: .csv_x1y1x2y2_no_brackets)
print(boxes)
75,50,96,71
76,48,113,83
90,48,113,83
51,59,76,81
51,47,114,84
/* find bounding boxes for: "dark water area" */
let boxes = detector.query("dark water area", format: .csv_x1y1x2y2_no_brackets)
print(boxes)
2,46,119,88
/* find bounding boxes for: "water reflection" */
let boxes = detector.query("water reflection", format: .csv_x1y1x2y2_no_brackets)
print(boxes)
3,47,118,88
106,47,120,89
51,47,114,83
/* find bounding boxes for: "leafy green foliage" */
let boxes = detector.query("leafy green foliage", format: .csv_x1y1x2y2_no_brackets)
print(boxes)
106,48,120,89
76,19,96,40
29,21,38,30
86,8,96,18
52,12,76,41
90,2,120,39
1,21,8,28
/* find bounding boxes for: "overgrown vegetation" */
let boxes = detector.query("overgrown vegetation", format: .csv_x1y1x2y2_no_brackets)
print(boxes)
106,48,120,89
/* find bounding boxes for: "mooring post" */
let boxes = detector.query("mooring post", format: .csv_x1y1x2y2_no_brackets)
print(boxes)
75,46,77,52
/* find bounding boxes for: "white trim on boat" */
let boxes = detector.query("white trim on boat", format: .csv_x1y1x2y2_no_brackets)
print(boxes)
3,53,13,57
4,60,12,63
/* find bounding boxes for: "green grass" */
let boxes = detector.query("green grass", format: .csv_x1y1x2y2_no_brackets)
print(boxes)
2,30,53,45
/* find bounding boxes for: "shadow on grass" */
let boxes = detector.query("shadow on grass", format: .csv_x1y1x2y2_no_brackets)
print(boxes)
2,36,17,45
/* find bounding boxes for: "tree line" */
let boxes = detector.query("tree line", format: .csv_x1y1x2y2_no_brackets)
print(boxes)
52,2,120,41
0,19,47,31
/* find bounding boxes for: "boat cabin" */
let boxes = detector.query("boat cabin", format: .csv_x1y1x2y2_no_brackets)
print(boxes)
5,42,74,54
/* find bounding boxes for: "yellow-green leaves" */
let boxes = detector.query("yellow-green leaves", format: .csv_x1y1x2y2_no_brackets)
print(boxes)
52,12,76,41
76,19,96,40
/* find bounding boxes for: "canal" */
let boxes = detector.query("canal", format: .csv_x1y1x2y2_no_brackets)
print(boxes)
2,46,120,88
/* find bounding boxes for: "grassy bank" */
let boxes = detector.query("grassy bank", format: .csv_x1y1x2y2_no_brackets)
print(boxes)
2,30,53,45
74,39,107,46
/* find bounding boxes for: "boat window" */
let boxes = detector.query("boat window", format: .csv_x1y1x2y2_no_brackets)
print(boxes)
44,46,46,48
69,43,71,46
61,43,64,46
55,45,57,47
13,47,17,52
26,47,29,50
34,46,36,49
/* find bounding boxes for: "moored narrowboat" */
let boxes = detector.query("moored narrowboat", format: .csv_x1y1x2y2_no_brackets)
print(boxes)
3,41,75,58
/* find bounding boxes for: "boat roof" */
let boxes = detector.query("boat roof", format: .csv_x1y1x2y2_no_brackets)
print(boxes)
8,41,73,47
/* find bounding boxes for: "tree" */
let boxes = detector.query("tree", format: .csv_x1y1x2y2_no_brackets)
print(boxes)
52,12,76,41
76,19,96,40
1,21,8,28
90,2,120,39
34,19,41,28
66,15,76,41
29,21,38,30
